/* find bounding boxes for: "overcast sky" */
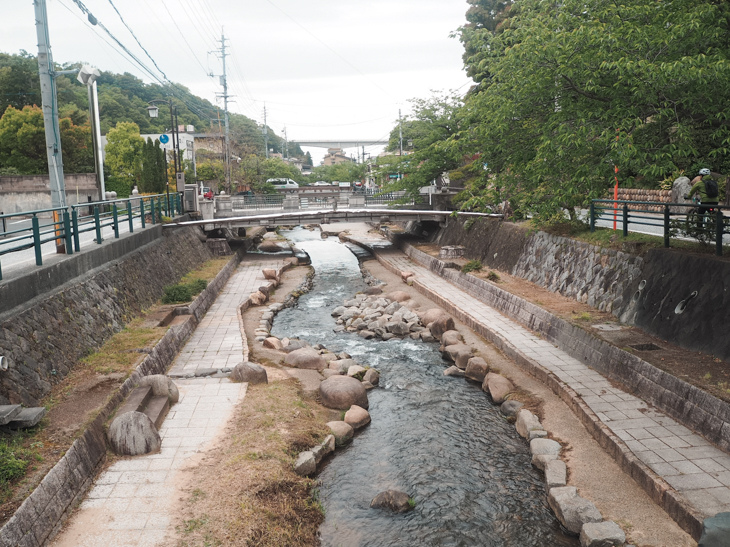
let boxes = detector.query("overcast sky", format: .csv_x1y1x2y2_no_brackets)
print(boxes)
2,0,471,164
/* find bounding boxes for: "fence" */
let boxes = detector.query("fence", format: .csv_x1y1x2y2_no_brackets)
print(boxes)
0,193,180,280
590,199,730,256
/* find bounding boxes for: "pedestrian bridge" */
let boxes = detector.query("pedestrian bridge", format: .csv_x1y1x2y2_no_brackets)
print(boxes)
171,209,498,231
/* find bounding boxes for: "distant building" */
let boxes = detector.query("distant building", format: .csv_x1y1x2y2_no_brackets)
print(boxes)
322,148,354,166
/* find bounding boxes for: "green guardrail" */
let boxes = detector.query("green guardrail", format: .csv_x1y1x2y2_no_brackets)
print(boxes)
590,199,729,256
0,193,179,281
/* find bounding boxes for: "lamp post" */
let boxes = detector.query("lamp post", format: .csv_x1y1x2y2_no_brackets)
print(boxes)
147,100,180,214
77,65,105,202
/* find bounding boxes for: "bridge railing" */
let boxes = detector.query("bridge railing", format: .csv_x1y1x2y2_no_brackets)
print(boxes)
0,193,178,281
219,191,423,215
590,199,730,255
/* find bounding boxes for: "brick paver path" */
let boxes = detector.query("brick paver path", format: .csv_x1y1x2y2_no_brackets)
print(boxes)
168,257,284,376
52,257,283,546
376,249,730,518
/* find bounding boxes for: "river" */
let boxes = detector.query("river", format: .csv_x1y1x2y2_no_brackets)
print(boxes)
271,227,577,546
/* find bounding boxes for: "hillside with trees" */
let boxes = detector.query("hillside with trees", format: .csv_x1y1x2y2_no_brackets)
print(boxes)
0,51,305,194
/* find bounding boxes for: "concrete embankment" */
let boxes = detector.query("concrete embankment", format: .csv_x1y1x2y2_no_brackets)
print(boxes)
431,217,730,361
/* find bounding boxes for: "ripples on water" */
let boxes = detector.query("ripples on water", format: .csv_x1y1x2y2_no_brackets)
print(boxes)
272,228,577,547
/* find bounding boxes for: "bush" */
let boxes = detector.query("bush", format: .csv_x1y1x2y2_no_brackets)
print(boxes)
461,260,483,273
162,278,207,304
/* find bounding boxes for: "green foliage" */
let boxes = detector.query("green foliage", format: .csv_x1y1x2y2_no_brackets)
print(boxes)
105,121,144,185
455,0,730,221
309,161,367,184
0,433,39,501
462,260,483,273
486,270,501,282
161,278,208,304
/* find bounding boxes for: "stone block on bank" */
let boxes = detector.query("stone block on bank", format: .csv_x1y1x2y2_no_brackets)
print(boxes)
362,368,380,385
580,521,626,547
263,337,283,350
326,420,354,446
440,330,463,348
483,372,514,404
516,409,543,439
548,486,603,535
532,453,558,471
429,315,456,339
420,308,446,325
500,400,523,418
443,366,465,378
388,291,411,302
230,362,268,384
294,451,316,476
443,344,472,368
285,348,326,371
465,357,489,383
344,405,371,429
545,459,567,489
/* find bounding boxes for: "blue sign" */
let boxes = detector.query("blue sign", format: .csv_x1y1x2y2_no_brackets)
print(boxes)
159,134,169,144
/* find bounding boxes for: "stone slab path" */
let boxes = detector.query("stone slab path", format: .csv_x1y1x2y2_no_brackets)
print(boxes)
372,248,730,519
51,257,283,546
168,257,285,376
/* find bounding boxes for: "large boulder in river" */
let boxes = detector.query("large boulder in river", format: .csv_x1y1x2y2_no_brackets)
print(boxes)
344,405,371,429
420,308,445,326
285,348,326,371
371,490,413,513
320,376,369,410
443,344,473,369
440,330,463,347
326,420,354,446
429,315,456,338
259,240,285,252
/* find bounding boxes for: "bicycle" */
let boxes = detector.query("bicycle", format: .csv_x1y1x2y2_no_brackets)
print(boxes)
685,202,719,243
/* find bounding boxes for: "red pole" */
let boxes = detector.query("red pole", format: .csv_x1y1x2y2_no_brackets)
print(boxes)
613,129,620,230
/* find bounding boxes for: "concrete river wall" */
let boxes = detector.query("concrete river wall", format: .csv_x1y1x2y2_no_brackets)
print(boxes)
433,218,730,362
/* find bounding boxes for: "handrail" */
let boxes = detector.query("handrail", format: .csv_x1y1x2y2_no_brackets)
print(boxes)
590,199,729,256
0,193,174,281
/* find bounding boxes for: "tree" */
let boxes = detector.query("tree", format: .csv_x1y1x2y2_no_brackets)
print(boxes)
381,92,465,196
458,0,730,222
104,121,144,189
0,104,93,174
310,162,367,184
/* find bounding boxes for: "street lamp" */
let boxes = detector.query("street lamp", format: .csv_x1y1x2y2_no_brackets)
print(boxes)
77,65,105,202
147,99,182,214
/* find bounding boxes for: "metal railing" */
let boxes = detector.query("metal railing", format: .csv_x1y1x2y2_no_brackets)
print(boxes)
590,199,730,255
0,193,181,280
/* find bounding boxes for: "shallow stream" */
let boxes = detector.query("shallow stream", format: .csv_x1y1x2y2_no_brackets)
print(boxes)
272,227,577,547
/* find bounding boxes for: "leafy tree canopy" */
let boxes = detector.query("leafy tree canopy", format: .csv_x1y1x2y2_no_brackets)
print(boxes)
310,161,367,184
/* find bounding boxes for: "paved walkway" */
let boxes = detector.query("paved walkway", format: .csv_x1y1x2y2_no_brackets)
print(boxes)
52,257,283,546
372,248,730,519
168,257,284,376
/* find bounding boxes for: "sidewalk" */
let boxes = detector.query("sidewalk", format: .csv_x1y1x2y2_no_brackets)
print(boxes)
51,256,284,547
359,243,730,532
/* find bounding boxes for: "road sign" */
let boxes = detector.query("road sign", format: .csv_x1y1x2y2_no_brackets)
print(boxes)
159,134,169,144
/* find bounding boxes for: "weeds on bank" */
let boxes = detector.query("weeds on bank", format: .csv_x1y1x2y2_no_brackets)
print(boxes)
162,257,229,304
80,317,164,375
462,260,483,273
0,431,43,504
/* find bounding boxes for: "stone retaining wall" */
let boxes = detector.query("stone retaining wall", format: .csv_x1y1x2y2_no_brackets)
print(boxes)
0,227,214,406
432,218,730,361
0,251,242,547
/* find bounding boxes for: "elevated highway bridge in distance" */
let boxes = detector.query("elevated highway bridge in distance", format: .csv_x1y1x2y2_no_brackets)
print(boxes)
289,139,387,148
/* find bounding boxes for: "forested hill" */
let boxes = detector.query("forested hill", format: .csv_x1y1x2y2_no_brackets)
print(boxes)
0,51,292,157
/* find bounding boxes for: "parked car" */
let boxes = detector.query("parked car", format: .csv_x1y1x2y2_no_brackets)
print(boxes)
267,178,299,191
313,181,329,186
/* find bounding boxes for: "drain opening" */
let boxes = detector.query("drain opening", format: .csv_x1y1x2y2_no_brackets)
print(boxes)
630,343,662,351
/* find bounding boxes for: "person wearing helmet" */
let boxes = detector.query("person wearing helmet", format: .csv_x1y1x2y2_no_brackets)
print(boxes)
685,168,719,227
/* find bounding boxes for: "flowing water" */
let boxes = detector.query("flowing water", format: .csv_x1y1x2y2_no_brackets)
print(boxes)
272,228,577,547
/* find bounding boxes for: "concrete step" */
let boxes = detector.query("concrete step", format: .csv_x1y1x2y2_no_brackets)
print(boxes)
143,396,170,430
0,404,22,425
118,386,153,415
6,407,47,429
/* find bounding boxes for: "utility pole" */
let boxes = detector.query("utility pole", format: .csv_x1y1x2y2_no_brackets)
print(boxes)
283,127,288,160
398,109,403,157
212,31,231,192
34,0,66,209
263,105,269,158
